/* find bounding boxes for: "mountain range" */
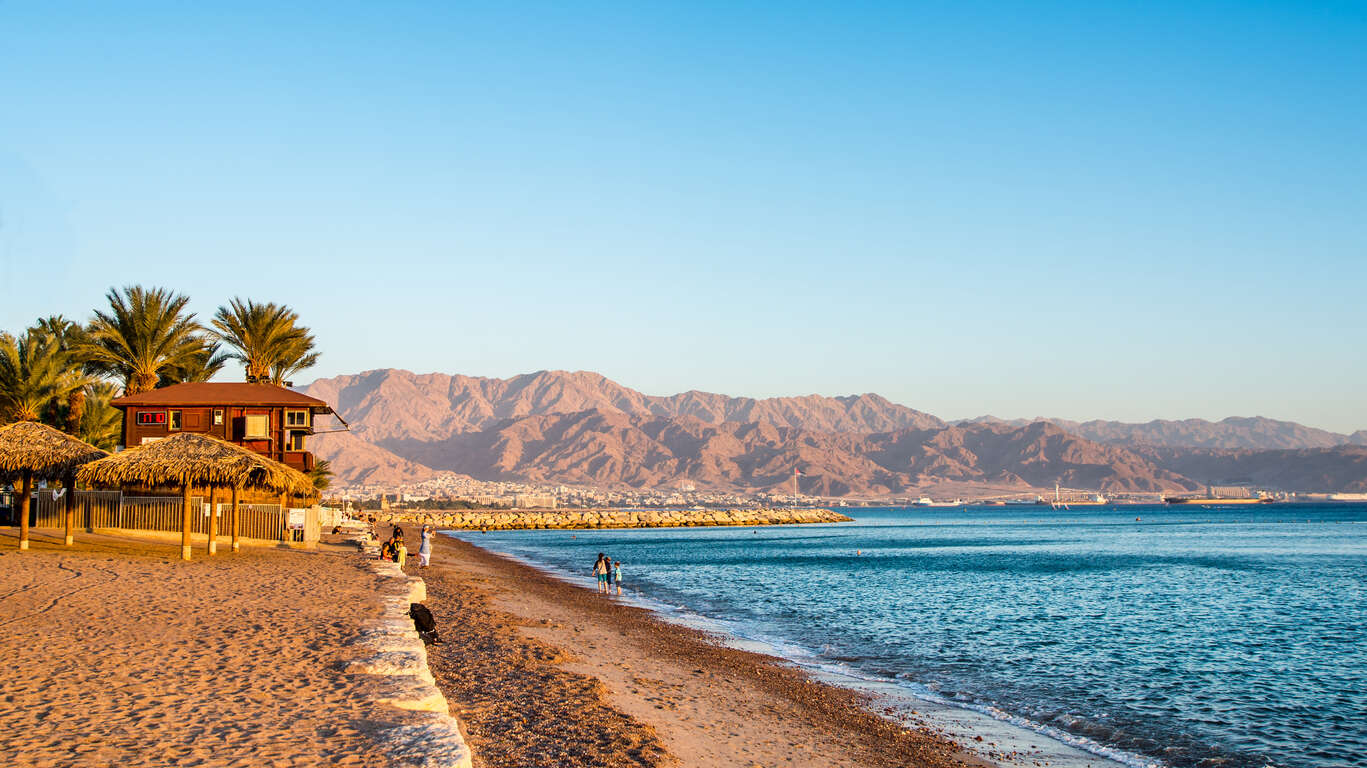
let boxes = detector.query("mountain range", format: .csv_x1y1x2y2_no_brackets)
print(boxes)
960,415,1367,451
303,369,1367,494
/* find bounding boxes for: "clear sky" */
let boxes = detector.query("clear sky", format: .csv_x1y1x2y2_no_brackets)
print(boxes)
2,1,1364,431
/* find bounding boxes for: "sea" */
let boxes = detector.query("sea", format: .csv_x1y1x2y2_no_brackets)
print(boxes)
445,505,1367,768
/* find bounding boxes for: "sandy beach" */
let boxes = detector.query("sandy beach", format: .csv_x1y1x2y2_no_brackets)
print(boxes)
2,524,991,768
413,530,984,768
0,528,423,768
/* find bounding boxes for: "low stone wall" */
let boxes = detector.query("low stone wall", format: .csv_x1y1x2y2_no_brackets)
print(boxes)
376,507,853,530
346,535,473,768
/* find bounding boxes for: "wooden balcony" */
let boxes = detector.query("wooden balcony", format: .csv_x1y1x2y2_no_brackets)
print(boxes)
282,451,316,473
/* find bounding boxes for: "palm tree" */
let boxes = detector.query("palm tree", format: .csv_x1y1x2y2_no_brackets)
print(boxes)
78,381,123,450
212,298,318,384
270,333,320,385
0,329,75,423
35,315,92,433
82,286,209,395
158,339,230,387
308,458,334,491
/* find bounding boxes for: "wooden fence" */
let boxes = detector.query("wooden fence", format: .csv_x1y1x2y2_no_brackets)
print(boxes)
18,490,286,541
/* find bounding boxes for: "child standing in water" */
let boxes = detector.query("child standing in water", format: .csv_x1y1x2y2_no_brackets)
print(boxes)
612,560,623,595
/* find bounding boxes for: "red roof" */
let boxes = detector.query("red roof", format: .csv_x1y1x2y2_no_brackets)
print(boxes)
111,382,331,410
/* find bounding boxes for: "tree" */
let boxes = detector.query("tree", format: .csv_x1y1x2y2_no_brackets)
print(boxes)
35,315,92,433
308,458,334,491
159,339,229,387
78,381,123,450
211,298,318,384
82,286,208,394
0,328,89,424
269,333,320,386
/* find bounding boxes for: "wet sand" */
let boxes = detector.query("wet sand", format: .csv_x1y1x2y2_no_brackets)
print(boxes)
0,529,417,768
413,532,986,768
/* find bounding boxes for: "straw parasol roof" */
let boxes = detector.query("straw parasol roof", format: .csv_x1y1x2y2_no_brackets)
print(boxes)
77,432,316,496
0,421,108,482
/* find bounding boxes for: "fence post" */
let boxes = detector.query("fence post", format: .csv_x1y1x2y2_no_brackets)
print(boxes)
231,486,241,552
63,471,76,546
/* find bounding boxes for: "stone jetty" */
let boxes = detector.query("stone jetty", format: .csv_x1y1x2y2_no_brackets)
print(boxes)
375,507,852,530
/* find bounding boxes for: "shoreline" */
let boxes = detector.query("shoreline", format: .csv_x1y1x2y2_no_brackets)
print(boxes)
415,530,989,768
441,532,1134,768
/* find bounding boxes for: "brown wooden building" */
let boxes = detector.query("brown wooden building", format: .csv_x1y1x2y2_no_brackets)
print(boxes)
111,383,338,472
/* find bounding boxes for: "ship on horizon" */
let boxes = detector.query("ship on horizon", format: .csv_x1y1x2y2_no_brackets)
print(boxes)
913,497,962,507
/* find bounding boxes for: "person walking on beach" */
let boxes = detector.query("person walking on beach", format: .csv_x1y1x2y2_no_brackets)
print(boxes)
612,560,623,596
418,525,433,568
593,553,609,594
605,558,617,594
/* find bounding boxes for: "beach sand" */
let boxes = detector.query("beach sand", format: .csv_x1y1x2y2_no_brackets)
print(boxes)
413,532,985,768
0,529,421,768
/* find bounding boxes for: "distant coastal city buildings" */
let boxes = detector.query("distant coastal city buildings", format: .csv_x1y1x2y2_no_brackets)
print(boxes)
330,472,775,511
320,470,1363,512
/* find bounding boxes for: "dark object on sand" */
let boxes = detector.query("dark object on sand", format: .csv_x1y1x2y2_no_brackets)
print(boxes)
410,602,443,645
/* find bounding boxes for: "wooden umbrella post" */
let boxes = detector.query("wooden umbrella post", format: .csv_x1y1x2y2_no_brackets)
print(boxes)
231,485,241,553
63,470,76,546
207,485,218,555
180,483,193,561
17,469,33,551
279,491,288,543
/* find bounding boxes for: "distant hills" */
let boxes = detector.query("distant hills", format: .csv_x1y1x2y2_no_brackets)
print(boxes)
304,369,1367,494
959,415,1367,451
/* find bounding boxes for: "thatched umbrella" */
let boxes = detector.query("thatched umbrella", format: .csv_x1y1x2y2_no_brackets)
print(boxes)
77,432,314,561
0,421,108,551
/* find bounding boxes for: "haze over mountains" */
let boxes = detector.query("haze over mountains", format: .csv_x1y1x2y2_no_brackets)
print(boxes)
960,415,1367,451
304,369,1367,494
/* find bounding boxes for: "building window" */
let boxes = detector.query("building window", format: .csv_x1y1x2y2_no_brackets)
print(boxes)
213,409,224,426
286,431,306,451
136,411,166,426
244,414,270,439
168,410,182,431
284,410,309,428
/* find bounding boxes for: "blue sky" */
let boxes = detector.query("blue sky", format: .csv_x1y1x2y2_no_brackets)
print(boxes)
2,1,1364,431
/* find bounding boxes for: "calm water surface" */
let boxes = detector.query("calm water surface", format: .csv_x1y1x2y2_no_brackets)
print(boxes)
448,505,1367,768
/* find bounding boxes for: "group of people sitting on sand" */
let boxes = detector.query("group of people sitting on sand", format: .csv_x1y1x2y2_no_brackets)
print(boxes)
379,525,434,568
592,552,624,595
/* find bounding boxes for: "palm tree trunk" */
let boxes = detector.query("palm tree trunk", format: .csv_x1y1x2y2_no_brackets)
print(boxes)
66,389,86,435
129,371,159,395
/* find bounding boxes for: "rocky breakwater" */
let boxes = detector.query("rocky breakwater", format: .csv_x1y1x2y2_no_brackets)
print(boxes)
379,507,853,530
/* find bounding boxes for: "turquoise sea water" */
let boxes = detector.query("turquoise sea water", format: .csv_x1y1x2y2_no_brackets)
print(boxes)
447,505,1367,768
